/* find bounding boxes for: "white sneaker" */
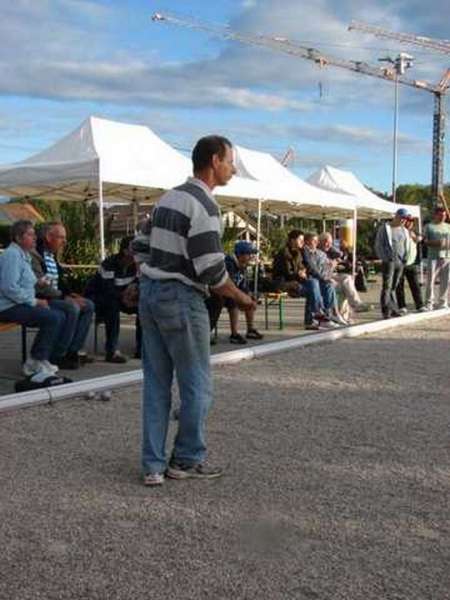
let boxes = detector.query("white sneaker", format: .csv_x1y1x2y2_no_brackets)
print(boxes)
41,360,59,374
398,308,408,315
23,358,38,376
319,319,339,329
30,367,54,384
330,314,348,326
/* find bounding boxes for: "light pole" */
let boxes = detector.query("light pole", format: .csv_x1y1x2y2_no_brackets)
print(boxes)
379,52,414,202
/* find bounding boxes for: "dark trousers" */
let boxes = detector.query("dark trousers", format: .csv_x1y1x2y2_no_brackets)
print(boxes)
205,294,224,332
396,265,423,310
97,300,141,355
0,303,65,361
381,261,404,317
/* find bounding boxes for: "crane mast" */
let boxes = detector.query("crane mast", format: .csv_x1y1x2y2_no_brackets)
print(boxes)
348,21,450,198
153,11,449,198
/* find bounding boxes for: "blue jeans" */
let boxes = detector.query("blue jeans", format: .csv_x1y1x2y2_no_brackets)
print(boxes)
319,280,338,315
381,261,404,317
297,278,323,325
48,298,94,360
139,278,212,475
0,303,66,361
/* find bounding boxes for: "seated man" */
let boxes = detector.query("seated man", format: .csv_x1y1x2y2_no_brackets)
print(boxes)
302,232,346,325
31,222,95,369
318,232,371,315
206,241,263,344
272,229,332,330
85,236,141,362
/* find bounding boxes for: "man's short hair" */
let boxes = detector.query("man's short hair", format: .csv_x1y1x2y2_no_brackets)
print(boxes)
192,135,232,172
287,229,304,242
10,220,33,243
304,232,318,243
319,232,332,243
39,221,63,239
119,235,134,254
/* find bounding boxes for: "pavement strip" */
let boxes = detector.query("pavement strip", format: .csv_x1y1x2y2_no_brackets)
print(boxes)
0,308,448,414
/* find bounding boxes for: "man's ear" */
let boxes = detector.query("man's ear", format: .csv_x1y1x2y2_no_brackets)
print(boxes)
211,153,220,169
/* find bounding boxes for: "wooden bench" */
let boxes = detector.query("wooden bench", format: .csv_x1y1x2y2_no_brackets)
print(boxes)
0,322,28,363
263,292,288,330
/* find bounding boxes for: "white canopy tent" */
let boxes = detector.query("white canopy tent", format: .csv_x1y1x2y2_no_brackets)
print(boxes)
0,117,358,258
306,165,421,219
233,145,357,219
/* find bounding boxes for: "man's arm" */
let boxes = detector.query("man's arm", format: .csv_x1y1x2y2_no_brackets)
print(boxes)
212,277,255,310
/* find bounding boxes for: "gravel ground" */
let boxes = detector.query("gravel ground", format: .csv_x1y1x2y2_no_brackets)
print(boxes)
1,318,449,600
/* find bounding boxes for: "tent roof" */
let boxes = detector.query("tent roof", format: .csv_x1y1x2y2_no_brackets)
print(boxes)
0,116,356,218
233,145,356,218
0,116,192,202
307,165,421,218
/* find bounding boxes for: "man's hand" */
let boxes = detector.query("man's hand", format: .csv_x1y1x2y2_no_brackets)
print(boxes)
36,299,49,309
298,268,307,280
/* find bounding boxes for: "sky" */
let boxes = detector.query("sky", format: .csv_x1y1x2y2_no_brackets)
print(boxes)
0,0,449,195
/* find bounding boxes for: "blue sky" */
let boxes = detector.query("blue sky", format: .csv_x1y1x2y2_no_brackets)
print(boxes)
0,0,449,194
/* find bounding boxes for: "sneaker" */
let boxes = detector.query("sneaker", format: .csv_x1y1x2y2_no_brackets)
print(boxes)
246,328,264,340
29,362,56,383
23,358,38,376
143,472,164,486
417,306,429,313
78,353,95,365
229,333,247,345
398,308,408,315
167,461,223,480
41,360,59,374
319,320,340,329
105,351,128,364
330,314,348,326
305,320,320,331
57,353,81,370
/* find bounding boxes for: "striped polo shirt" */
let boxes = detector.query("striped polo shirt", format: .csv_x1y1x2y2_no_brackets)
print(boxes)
140,177,227,294
43,250,59,290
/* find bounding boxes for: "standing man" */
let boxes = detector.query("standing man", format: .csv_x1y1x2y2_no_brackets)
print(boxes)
138,135,255,486
424,206,450,310
374,208,410,319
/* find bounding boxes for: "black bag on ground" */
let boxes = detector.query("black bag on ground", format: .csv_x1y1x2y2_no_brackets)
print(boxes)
14,375,73,393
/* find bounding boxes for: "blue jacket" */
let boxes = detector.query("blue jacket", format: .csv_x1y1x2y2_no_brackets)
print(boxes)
0,242,37,312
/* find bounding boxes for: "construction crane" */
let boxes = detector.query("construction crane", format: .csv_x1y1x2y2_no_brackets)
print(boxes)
152,11,450,199
348,21,450,199
348,21,450,56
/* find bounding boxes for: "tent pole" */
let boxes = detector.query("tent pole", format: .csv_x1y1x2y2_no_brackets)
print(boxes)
254,199,262,296
132,191,139,233
322,215,326,233
418,208,424,286
352,209,358,277
98,169,106,261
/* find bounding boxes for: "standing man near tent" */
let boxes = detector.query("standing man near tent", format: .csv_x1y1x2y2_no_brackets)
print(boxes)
374,208,410,319
138,135,255,486
424,206,450,310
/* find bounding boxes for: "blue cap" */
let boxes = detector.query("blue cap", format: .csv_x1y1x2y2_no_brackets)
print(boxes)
234,240,258,256
395,208,411,219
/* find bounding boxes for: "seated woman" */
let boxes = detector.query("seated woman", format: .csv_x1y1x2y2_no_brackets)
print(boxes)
318,233,371,317
0,220,66,380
